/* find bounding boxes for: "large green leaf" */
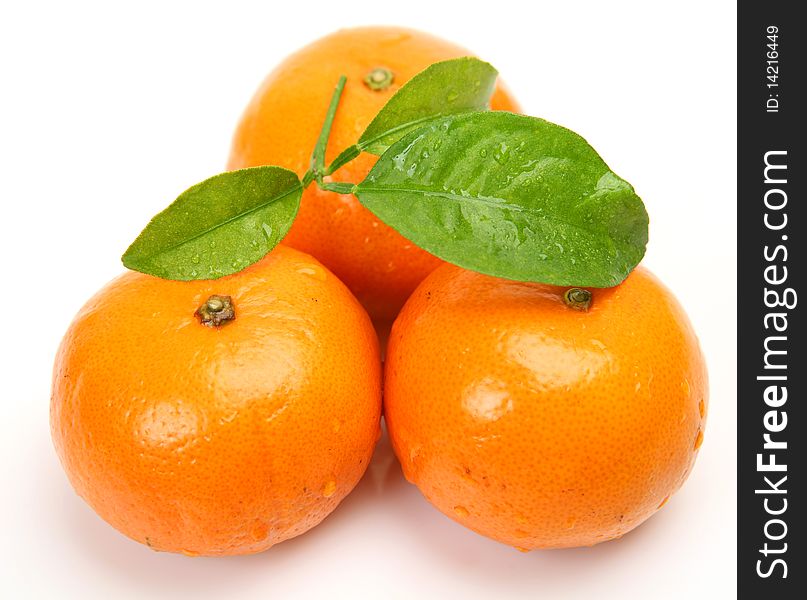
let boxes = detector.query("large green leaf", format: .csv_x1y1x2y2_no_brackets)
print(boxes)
122,167,302,280
355,112,648,287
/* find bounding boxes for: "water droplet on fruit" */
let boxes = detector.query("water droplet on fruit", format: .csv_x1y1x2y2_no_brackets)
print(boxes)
681,378,691,397
453,505,469,518
297,265,326,281
446,90,459,102
565,516,577,529
322,479,337,498
181,549,199,557
219,410,238,424
262,223,273,239
699,398,706,418
657,495,670,509
250,521,269,541
332,419,342,434
191,255,200,264
514,546,531,553
694,429,704,450
479,148,488,158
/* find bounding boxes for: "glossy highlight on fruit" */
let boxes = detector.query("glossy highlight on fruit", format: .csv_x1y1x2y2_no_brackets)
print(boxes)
384,264,708,549
51,245,382,556
228,26,520,325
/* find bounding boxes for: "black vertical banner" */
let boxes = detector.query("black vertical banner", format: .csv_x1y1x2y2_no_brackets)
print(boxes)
738,2,804,598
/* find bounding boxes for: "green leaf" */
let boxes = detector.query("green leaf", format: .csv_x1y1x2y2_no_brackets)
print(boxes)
122,167,302,280
355,112,648,287
360,57,497,154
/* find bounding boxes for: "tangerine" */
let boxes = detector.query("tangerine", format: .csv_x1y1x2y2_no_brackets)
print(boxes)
384,264,707,549
51,245,381,556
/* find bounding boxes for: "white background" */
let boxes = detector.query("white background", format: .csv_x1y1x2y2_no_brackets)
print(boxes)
0,1,737,598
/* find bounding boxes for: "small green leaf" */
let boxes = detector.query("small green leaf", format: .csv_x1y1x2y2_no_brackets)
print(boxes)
123,167,302,280
362,57,498,154
326,58,497,175
355,112,648,287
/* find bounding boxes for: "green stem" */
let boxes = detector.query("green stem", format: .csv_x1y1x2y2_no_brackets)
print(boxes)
318,180,357,195
301,169,317,188
310,76,347,176
324,144,362,175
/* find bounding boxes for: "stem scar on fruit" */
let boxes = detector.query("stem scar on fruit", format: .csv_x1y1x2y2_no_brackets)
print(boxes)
363,67,394,91
196,295,235,327
563,288,592,311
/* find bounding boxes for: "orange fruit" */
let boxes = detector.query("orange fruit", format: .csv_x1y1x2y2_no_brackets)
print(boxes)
228,27,520,326
384,264,707,550
51,245,381,556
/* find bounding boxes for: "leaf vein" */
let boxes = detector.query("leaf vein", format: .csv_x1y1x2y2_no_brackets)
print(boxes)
359,186,626,245
133,184,301,259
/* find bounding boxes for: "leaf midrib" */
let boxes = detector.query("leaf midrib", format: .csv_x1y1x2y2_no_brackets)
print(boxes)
128,183,302,261
360,112,456,151
358,185,629,246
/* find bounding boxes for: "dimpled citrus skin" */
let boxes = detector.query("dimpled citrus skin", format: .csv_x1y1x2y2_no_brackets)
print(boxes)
384,264,708,550
51,245,381,556
228,27,520,324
